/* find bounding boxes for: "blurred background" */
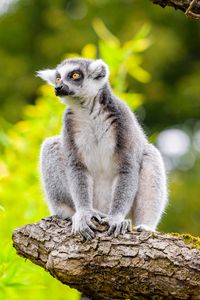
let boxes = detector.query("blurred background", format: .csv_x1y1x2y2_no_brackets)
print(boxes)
0,0,200,299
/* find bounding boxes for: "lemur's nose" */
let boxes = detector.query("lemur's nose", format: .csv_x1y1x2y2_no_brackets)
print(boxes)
55,83,70,96
55,85,62,92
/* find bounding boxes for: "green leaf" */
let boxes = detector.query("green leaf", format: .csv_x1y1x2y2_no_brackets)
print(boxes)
93,18,120,47
128,66,151,83
117,93,144,110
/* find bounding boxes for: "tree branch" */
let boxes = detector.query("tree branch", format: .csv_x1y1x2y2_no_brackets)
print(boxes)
149,0,200,20
12,217,200,299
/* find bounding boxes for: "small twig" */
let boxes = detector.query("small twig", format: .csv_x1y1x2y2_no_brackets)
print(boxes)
185,0,197,16
187,10,200,19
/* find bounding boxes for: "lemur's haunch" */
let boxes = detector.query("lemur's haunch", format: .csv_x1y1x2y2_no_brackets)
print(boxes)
37,58,168,240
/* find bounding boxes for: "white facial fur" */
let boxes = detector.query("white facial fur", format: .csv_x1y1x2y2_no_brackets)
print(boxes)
81,59,110,99
36,59,110,106
36,69,56,86
58,64,80,81
88,59,109,81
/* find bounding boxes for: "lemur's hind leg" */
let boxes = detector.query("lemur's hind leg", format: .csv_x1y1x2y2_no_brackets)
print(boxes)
40,136,75,219
133,144,167,231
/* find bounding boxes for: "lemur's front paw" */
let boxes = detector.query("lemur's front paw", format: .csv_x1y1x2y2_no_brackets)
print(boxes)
135,224,155,232
71,209,105,240
103,215,132,237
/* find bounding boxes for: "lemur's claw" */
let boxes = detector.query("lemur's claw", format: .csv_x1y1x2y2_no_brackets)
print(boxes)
105,216,132,237
80,227,95,241
93,213,102,224
93,210,107,224
64,216,72,224
71,209,105,240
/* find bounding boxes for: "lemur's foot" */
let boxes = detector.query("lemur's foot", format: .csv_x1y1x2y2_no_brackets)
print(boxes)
103,215,132,237
71,209,105,240
135,224,155,232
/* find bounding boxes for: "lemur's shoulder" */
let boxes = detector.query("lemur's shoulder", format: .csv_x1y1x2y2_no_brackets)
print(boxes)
111,94,146,138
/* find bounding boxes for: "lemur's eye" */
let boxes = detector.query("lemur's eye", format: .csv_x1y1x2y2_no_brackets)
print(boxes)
72,73,81,80
56,78,60,84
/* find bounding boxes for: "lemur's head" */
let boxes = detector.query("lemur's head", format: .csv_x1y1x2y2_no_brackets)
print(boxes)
37,58,109,105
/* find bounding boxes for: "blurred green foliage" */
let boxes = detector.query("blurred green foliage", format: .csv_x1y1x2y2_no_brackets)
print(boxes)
0,85,79,299
0,0,200,128
0,0,200,299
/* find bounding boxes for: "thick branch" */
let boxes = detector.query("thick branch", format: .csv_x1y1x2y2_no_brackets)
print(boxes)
149,0,200,19
12,217,200,299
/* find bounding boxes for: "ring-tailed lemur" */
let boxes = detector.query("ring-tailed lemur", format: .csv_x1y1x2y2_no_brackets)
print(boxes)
37,58,168,240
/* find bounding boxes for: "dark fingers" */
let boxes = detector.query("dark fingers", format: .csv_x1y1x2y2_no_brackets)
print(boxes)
107,224,116,236
86,219,97,230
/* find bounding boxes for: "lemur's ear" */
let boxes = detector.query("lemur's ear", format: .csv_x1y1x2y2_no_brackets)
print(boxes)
88,59,109,80
36,69,56,86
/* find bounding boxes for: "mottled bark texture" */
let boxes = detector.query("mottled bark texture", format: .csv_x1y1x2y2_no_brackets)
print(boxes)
12,217,200,299
149,0,200,19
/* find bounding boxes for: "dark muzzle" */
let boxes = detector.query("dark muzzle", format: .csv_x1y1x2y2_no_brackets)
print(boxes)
55,83,70,96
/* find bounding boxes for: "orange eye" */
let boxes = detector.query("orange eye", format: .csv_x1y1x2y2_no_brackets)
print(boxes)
55,78,60,84
72,73,80,79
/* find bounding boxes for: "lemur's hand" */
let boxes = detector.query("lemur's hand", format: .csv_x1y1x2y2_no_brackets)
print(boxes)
71,209,105,240
103,214,132,237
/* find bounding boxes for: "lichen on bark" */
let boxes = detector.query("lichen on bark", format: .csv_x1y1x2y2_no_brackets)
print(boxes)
171,232,200,249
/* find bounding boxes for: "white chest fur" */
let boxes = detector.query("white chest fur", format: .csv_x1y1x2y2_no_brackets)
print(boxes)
73,106,117,213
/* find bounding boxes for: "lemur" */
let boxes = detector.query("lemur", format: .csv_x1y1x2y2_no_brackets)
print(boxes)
37,58,168,240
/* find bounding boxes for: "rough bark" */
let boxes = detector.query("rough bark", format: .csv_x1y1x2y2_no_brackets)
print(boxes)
149,0,200,19
12,216,200,300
